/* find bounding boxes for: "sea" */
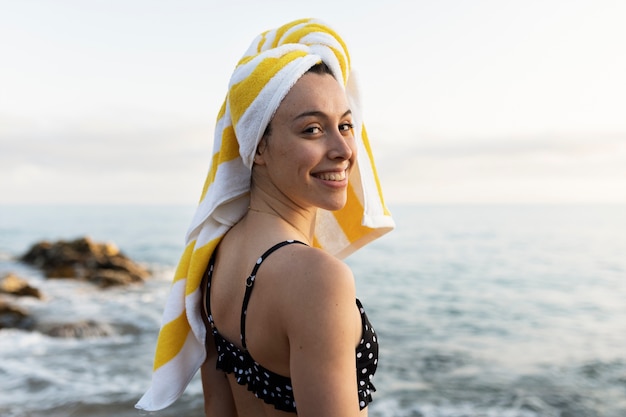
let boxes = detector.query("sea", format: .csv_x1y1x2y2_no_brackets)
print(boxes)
1,204,625,417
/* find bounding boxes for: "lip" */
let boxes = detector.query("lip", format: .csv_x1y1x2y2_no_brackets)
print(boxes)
311,163,350,176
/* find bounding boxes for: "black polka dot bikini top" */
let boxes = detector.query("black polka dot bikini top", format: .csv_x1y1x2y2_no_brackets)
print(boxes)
203,240,378,413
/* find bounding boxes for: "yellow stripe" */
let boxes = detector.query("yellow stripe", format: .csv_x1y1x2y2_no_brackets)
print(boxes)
217,126,241,164
271,18,311,48
154,239,222,370
333,182,373,243
199,125,240,202
257,30,270,52
153,312,190,370
328,45,348,84
361,125,391,216
156,242,223,371
186,238,220,296
283,23,350,79
173,241,195,283
236,54,256,68
229,50,308,127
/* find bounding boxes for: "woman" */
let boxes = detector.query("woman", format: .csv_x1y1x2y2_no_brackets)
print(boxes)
136,18,394,416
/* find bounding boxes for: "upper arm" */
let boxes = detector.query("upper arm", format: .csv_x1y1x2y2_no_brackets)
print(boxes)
200,333,237,417
283,253,361,417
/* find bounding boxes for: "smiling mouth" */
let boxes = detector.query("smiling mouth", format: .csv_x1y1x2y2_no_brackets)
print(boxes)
314,170,347,181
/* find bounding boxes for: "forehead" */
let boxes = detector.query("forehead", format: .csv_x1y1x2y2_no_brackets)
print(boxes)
275,72,349,119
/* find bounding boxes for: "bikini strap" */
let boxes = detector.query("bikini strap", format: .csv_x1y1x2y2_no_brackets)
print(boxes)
203,249,219,343
240,240,307,350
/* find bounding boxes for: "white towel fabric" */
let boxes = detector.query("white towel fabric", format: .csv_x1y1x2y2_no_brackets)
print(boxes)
136,18,394,411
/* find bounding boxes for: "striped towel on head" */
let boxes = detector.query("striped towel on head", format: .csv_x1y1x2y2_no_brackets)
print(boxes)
136,18,395,411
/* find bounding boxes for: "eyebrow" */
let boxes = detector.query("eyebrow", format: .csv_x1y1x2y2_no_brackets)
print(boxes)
293,109,352,121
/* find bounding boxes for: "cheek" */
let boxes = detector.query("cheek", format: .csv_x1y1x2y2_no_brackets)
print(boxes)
286,143,320,166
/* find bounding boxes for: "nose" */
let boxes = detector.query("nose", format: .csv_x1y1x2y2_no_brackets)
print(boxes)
328,127,355,161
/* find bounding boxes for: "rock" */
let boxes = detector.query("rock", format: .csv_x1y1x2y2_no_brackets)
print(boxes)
88,269,140,288
41,319,115,338
20,236,150,287
0,273,43,299
0,299,35,330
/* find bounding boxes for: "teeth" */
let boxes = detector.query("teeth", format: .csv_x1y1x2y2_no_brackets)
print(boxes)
316,171,346,181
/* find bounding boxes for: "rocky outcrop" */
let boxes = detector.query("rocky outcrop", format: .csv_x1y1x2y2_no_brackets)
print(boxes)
0,237,150,334
0,272,136,336
0,299,35,330
19,237,150,287
0,273,43,299
40,320,116,338
0,273,40,330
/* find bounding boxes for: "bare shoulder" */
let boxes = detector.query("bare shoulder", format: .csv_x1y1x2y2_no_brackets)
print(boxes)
273,243,356,299
262,243,358,335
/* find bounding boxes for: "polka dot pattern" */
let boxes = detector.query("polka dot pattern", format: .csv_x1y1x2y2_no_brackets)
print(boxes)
213,330,297,411
355,299,378,407
204,241,378,412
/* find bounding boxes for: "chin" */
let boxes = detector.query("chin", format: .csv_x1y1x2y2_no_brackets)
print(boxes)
319,198,348,212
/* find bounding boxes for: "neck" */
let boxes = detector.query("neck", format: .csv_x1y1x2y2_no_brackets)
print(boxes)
247,192,316,245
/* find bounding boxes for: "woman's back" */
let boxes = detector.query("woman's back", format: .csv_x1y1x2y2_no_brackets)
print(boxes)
205,216,368,416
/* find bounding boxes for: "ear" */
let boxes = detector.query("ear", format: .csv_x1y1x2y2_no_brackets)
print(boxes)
254,137,268,166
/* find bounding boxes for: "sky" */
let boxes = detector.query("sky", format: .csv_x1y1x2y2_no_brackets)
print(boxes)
1,0,625,205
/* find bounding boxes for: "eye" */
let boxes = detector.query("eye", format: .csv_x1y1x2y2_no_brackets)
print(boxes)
303,126,322,134
339,123,354,132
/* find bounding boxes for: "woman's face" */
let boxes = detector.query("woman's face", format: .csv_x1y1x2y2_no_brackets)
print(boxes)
255,71,357,212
